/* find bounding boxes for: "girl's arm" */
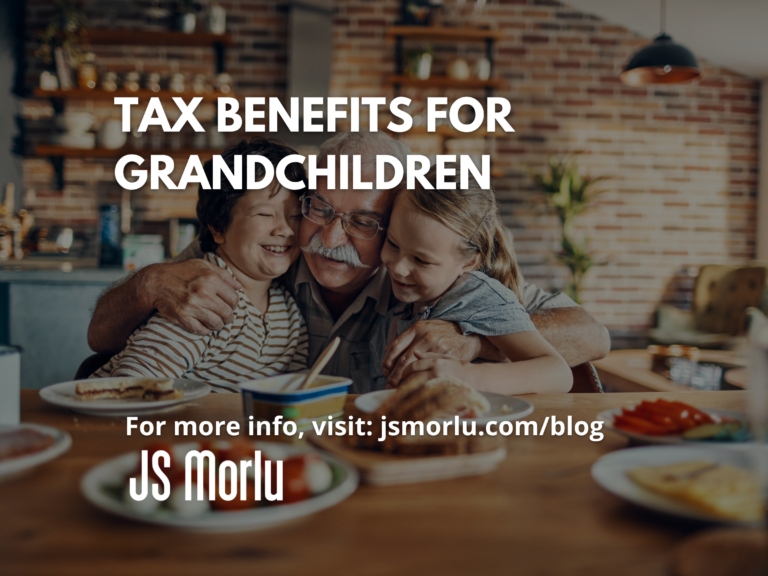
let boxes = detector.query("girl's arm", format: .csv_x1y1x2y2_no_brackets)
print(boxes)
481,332,572,394
399,331,572,395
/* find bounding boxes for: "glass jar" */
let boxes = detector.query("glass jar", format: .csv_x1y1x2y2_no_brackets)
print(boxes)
78,52,98,90
169,73,186,93
101,71,118,92
214,72,231,94
192,74,210,95
145,72,162,93
124,71,141,92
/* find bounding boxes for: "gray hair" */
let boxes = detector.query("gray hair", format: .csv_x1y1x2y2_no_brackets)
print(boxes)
318,131,411,172
302,233,369,268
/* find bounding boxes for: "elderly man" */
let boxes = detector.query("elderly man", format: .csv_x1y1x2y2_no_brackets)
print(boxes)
88,132,610,391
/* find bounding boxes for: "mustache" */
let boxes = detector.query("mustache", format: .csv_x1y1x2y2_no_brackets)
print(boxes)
301,234,370,269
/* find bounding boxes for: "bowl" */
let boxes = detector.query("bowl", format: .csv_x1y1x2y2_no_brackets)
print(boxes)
55,112,97,135
240,374,351,431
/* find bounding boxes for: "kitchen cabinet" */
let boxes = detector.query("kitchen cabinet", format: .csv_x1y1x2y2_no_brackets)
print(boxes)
0,266,126,388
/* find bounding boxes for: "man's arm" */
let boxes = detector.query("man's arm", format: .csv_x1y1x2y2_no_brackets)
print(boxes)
382,307,610,387
87,259,241,354
474,306,610,365
528,306,611,366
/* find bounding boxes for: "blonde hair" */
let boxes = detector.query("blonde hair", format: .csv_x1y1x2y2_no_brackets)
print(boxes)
401,167,525,304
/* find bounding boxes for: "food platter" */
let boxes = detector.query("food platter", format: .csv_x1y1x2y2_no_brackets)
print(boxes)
40,377,211,416
0,423,72,481
81,441,359,532
354,389,534,425
309,432,507,486
591,445,760,527
597,408,748,445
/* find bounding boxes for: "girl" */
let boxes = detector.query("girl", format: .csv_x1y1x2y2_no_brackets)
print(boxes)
370,167,572,395
93,138,308,392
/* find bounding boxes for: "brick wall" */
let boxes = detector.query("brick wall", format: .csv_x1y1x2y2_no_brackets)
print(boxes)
331,0,759,340
21,0,760,341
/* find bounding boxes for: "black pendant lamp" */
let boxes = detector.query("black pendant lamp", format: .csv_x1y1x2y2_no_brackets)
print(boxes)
620,0,701,86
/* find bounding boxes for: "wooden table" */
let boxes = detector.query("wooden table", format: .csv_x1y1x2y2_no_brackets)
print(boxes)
593,349,747,393
0,390,750,576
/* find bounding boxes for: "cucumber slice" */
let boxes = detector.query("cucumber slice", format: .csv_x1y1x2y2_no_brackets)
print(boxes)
682,422,745,441
682,423,728,440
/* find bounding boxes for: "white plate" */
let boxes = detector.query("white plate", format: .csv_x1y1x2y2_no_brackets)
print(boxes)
596,408,747,445
40,378,211,416
0,423,72,480
591,445,760,526
81,441,359,532
354,390,533,424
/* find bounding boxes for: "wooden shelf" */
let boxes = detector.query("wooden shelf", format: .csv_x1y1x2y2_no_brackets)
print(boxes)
33,88,231,102
31,29,232,191
386,26,503,42
387,75,502,89
35,145,223,158
387,26,503,173
85,29,233,47
403,125,503,138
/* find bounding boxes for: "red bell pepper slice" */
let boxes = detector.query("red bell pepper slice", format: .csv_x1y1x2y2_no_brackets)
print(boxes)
668,401,715,425
639,400,697,430
622,408,679,433
614,414,673,436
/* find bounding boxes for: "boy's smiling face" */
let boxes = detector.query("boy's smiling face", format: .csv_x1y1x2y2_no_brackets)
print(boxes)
210,186,302,282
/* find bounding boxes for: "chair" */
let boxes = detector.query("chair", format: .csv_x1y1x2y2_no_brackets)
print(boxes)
74,353,113,380
569,362,604,393
693,265,766,335
651,264,768,346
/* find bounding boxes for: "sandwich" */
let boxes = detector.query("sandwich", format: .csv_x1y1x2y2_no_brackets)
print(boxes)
627,460,763,522
351,376,499,455
379,375,491,421
75,378,183,402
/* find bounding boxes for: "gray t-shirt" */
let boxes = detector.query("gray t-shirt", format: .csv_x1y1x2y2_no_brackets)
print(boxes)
522,282,579,313
368,271,538,392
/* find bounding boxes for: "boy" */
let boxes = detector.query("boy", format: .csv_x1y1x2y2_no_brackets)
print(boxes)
93,138,308,392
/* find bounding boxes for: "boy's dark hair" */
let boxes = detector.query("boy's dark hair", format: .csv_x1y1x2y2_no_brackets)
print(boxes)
197,137,307,253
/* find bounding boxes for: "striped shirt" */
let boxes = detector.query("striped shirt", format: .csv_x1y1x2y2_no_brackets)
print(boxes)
93,252,308,392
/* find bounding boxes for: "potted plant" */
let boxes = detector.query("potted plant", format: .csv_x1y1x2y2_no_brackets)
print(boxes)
405,46,433,80
35,0,89,89
531,154,609,303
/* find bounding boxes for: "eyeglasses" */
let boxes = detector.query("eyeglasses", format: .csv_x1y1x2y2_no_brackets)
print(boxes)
300,194,386,240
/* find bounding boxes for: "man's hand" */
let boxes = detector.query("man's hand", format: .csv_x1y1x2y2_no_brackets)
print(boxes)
87,258,241,354
393,352,473,389
149,259,241,335
382,319,482,388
